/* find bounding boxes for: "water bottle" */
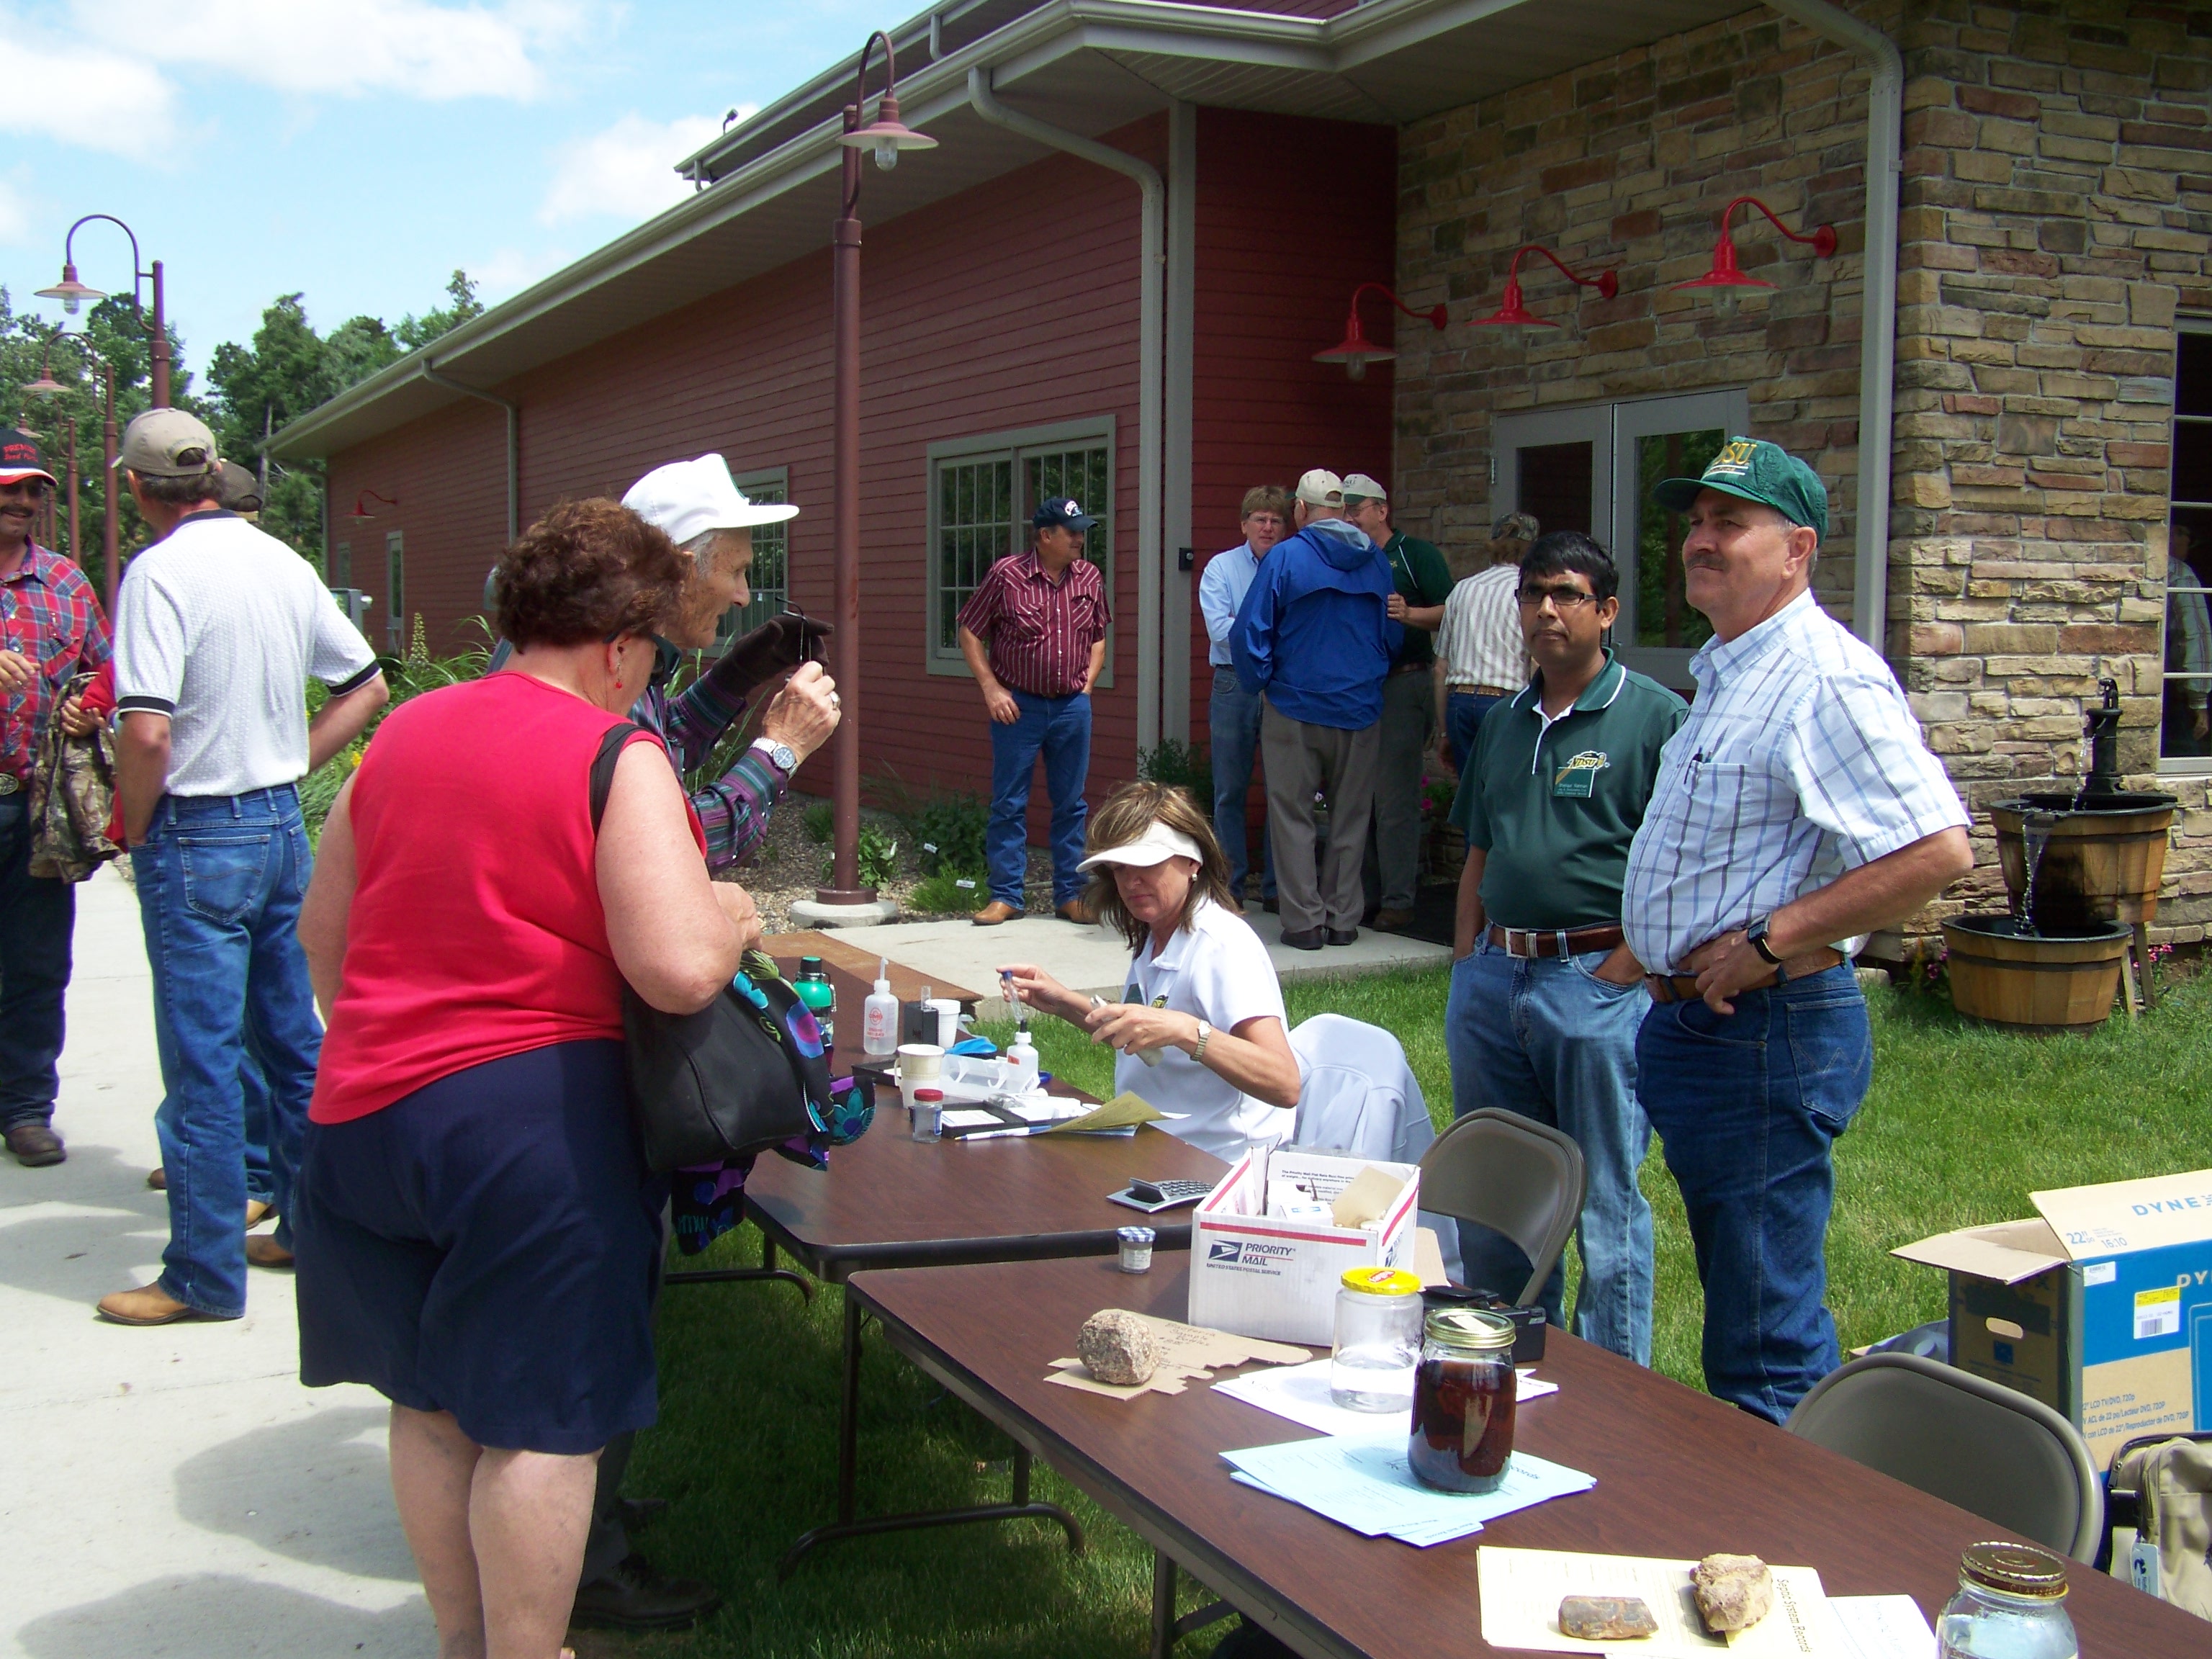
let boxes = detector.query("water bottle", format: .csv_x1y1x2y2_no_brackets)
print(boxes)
1937,1542,2077,1659
794,956,835,1066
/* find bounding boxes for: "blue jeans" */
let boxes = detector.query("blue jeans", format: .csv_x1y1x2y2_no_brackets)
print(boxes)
1444,691,1503,774
1637,964,1871,1423
132,788,322,1318
0,795,77,1133
1208,668,1273,899
1446,942,1654,1364
987,690,1092,908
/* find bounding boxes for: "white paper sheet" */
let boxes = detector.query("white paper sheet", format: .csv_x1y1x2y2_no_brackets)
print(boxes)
1221,1438,1593,1547
1212,1355,1557,1439
1830,1595,1936,1659
1475,1547,1851,1658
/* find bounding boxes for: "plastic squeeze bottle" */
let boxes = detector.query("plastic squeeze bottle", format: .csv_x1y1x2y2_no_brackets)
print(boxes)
862,959,899,1056
1006,1028,1040,1092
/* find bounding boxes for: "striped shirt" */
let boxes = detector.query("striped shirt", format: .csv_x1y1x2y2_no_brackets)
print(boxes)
0,544,111,782
957,551,1110,698
634,670,787,873
1622,589,1967,974
1436,563,1525,691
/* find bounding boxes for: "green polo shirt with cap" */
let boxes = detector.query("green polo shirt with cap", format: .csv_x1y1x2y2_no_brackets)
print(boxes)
1382,531,1453,670
1450,649,1687,931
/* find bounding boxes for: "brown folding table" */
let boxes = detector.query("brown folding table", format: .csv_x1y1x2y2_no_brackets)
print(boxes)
850,1253,2208,1659
718,958,1230,1576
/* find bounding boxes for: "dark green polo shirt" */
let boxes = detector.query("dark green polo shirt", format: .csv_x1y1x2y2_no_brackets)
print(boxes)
1382,531,1454,670
1449,651,1688,931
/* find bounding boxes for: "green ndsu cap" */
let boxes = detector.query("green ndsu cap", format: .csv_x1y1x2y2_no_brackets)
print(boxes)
1652,436,1829,537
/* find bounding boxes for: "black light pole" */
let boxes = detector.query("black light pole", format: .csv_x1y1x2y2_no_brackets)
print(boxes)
813,32,936,907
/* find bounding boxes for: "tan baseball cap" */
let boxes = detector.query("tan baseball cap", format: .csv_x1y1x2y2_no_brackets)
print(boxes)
115,408,220,479
1295,468,1344,507
1341,472,1388,504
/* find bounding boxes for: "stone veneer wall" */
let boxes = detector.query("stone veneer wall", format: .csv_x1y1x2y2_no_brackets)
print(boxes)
1890,1,2212,938
1395,1,2212,943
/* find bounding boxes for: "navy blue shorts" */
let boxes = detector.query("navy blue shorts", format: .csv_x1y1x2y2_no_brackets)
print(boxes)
294,1040,666,1454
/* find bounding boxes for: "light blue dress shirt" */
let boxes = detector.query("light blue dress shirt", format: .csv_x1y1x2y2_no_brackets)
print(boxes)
1197,541,1261,667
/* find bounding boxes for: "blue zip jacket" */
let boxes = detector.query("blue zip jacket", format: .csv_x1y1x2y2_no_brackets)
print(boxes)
1231,517,1402,729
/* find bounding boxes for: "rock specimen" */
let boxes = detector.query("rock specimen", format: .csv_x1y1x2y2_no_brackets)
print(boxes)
1558,1596,1659,1640
1079,1309,1161,1385
1691,1554,1773,1633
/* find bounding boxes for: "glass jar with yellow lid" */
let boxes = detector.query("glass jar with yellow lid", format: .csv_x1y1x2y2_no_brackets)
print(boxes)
1329,1266,1426,1412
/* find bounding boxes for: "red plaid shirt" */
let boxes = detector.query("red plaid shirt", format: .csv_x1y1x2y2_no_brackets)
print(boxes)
0,544,112,782
956,551,1110,698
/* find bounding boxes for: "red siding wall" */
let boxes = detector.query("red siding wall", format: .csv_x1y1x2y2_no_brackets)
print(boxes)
1187,107,1400,747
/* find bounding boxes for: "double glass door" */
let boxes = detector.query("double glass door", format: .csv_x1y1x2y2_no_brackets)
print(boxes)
1491,389,1751,689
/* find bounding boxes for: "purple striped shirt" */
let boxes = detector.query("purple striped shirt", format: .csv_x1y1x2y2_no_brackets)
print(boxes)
957,552,1110,698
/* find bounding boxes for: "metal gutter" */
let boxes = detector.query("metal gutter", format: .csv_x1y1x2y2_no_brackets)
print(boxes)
1763,0,1902,659
421,362,519,542
970,63,1168,756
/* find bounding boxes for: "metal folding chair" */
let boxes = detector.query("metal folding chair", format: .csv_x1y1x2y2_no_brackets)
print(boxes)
1416,1108,1586,1304
1786,1352,2103,1562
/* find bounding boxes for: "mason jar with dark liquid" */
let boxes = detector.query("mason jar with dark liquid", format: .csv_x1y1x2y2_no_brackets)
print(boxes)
1408,1308,1517,1493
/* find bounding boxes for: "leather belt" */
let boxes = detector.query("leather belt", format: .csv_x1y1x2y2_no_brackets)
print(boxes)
1645,947,1845,1003
1389,660,1431,677
1449,683,1512,698
1488,922,1623,959
0,774,20,796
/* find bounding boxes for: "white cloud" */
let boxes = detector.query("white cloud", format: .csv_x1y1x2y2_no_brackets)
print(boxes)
537,110,738,227
471,243,572,300
0,32,180,160
74,0,592,102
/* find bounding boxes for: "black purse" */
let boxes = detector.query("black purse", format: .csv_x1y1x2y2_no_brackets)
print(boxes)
589,722,830,1172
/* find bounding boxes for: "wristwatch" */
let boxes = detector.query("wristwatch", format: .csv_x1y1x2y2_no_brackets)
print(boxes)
1192,1019,1213,1063
750,737,798,773
1745,915,1783,965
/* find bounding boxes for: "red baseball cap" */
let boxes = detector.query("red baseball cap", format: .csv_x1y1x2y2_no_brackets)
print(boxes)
0,427,58,489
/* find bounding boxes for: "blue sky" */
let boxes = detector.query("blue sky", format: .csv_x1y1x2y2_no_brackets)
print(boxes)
0,1,898,373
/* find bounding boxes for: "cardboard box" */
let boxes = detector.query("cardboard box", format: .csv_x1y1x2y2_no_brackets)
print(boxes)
1187,1147,1421,1346
1893,1168,2212,1465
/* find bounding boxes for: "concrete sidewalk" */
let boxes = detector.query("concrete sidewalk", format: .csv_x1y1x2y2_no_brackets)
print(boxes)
0,866,426,1659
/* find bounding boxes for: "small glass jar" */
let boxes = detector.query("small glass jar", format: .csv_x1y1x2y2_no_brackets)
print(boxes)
1408,1308,1517,1492
1118,1226,1155,1274
1937,1542,2077,1659
1330,1267,1426,1411
909,1086,944,1141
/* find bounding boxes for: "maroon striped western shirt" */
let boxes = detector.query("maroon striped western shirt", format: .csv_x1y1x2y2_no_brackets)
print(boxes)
957,551,1111,698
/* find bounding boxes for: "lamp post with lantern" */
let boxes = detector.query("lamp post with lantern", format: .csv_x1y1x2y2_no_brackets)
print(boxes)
811,32,936,912
37,214,171,409
25,335,122,613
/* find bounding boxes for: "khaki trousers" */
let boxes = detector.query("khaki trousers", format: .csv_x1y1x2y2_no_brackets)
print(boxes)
1262,698,1381,935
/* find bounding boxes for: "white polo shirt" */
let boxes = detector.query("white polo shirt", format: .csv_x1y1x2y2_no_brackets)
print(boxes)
114,510,380,797
1117,897,1291,1159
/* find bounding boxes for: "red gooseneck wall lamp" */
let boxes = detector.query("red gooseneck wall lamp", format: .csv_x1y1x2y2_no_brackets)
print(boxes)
349,490,399,523
1470,245,1619,337
1673,196,1838,318
1314,284,1448,380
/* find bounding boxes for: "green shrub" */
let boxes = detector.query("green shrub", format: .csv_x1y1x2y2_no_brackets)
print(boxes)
1137,738,1211,800
823,822,901,889
804,801,835,845
908,869,986,913
873,772,989,876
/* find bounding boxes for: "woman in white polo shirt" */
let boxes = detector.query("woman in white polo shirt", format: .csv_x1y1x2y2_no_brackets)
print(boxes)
999,782,1301,1158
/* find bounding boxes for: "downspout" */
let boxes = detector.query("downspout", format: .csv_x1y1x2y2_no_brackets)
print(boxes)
1762,1,1902,658
422,361,521,544
970,64,1166,755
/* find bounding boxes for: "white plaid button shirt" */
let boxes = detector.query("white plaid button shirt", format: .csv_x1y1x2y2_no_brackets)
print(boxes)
1623,590,1968,974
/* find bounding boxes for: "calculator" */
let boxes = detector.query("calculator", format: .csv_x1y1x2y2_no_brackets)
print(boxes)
1110,1177,1214,1213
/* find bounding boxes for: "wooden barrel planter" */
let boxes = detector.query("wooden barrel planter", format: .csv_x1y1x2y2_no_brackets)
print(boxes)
1988,792,2176,930
1942,915,2129,1033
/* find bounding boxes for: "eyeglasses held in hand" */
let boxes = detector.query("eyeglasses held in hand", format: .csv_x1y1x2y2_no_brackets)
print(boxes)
1516,585,1598,610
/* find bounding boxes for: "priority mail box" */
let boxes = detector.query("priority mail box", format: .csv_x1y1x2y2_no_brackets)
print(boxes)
1187,1147,1420,1346
1893,1167,2212,1464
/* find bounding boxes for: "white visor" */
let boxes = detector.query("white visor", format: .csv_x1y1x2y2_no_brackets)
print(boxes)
1079,820,1205,871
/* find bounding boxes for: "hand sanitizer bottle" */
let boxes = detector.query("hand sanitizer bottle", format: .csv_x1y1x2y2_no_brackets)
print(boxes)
863,959,899,1056
1006,1028,1040,1092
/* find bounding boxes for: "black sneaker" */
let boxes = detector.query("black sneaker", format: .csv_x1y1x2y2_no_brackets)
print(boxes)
570,1552,723,1632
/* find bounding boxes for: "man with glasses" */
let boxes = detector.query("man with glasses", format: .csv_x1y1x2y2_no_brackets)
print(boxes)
1623,439,1969,1421
0,427,111,1168
1444,531,1683,1362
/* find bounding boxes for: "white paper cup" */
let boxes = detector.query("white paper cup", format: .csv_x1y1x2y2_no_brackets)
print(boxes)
927,998,962,1048
896,1043,943,1084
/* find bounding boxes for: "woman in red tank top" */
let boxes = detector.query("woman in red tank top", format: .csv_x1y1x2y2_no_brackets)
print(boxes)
293,500,755,1659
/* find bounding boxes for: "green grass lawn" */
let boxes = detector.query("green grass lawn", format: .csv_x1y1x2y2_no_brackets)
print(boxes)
601,965,2212,1658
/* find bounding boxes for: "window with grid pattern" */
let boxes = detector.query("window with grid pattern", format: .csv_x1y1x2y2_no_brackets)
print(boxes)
927,422,1113,674
714,469,791,649
2161,323,2212,766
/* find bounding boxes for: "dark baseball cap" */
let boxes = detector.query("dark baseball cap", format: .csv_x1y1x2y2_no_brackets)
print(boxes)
1033,495,1097,533
0,427,57,488
219,461,264,514
1652,436,1828,537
